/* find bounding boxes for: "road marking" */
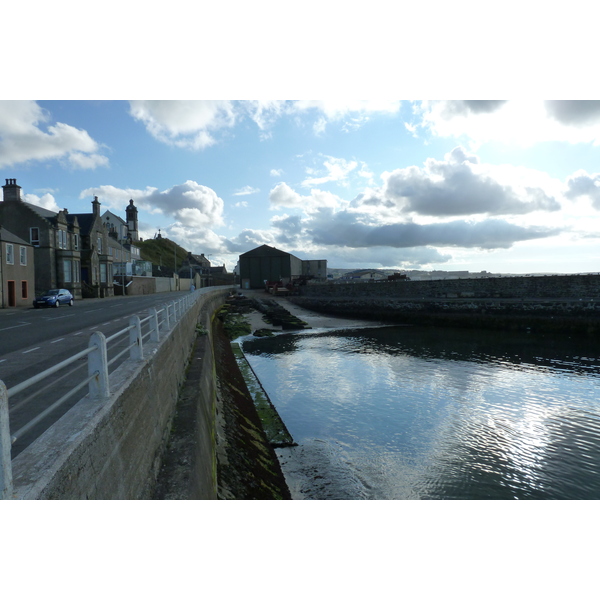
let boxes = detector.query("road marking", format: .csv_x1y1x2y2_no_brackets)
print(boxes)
51,338,65,344
0,359,6,364
84,309,103,313
0,321,31,332
89,326,98,330
102,322,111,326
73,332,83,336
23,347,41,354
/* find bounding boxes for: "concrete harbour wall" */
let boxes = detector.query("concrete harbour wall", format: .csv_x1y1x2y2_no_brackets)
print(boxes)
11,288,227,500
294,274,600,335
302,274,600,300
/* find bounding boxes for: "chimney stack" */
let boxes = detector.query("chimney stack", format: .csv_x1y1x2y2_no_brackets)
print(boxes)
2,178,22,202
92,195,101,216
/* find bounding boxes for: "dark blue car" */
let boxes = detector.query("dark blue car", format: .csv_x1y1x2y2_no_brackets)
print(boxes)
33,288,74,308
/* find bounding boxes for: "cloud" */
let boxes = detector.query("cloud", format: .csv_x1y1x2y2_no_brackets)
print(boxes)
324,246,452,269
269,182,345,212
129,100,236,150
379,146,561,217
301,155,358,187
80,180,225,229
233,185,259,196
413,100,600,147
224,229,277,254
128,101,404,150
0,101,109,169
544,101,600,126
23,192,61,212
308,210,559,250
565,170,600,209
270,168,283,177
440,100,508,117
292,100,402,133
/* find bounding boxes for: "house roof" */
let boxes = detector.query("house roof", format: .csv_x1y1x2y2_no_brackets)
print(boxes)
69,213,96,236
24,202,58,220
240,244,293,258
0,226,30,246
102,209,127,226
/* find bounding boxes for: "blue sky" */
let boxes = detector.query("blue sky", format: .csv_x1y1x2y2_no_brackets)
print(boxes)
2,4,599,276
3,99,600,275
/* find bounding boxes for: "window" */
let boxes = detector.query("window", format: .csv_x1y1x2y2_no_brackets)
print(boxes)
20,246,27,266
30,227,40,247
100,263,107,283
73,260,80,283
56,229,67,249
97,236,103,254
73,233,79,250
6,243,14,265
63,259,72,283
21,281,28,299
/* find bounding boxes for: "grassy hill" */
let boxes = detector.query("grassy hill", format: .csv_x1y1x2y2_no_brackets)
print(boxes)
135,237,189,277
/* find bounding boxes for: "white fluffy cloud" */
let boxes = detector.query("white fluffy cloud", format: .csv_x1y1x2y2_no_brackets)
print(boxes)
378,146,561,217
0,101,108,169
129,100,237,149
80,180,225,229
23,192,61,212
269,182,345,212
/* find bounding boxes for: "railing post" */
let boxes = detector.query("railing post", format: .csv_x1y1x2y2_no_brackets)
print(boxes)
88,331,109,400
129,315,143,360
163,303,171,331
0,380,13,500
149,307,160,342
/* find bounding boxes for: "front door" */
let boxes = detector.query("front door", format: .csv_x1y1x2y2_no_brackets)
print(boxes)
8,280,16,307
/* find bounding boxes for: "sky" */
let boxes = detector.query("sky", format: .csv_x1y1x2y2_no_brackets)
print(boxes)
2,4,599,280
2,98,600,275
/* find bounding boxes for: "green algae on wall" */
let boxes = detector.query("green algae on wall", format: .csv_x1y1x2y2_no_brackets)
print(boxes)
231,343,296,448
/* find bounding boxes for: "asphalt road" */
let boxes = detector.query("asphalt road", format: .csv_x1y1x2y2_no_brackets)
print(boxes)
0,290,215,458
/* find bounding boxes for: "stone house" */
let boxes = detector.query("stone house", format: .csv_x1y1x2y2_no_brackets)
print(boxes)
70,196,113,298
180,252,212,287
0,226,35,308
0,179,83,299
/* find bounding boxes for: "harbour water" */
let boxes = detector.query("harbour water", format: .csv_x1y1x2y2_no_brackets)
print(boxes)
241,323,600,499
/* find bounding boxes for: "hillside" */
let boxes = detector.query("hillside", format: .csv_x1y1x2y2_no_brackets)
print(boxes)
135,237,189,277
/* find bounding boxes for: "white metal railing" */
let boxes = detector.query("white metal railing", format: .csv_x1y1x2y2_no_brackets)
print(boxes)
0,290,202,500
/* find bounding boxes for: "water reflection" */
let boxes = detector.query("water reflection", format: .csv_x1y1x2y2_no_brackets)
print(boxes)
242,325,600,499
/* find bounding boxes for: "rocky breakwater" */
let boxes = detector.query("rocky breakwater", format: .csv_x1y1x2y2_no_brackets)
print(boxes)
289,294,600,336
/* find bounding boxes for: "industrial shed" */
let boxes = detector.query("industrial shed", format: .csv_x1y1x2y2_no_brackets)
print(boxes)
239,244,303,289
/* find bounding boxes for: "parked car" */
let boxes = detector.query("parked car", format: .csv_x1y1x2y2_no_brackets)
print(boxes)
33,288,74,308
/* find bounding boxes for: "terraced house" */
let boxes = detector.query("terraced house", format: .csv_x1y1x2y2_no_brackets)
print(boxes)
0,179,114,299
0,179,83,299
0,226,35,308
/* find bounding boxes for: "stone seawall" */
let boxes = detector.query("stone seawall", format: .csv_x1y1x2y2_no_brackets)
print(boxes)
300,273,600,300
293,274,600,335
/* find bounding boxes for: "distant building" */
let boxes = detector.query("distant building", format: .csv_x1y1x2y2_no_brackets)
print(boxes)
102,203,141,287
238,244,327,289
0,226,35,308
302,259,328,282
